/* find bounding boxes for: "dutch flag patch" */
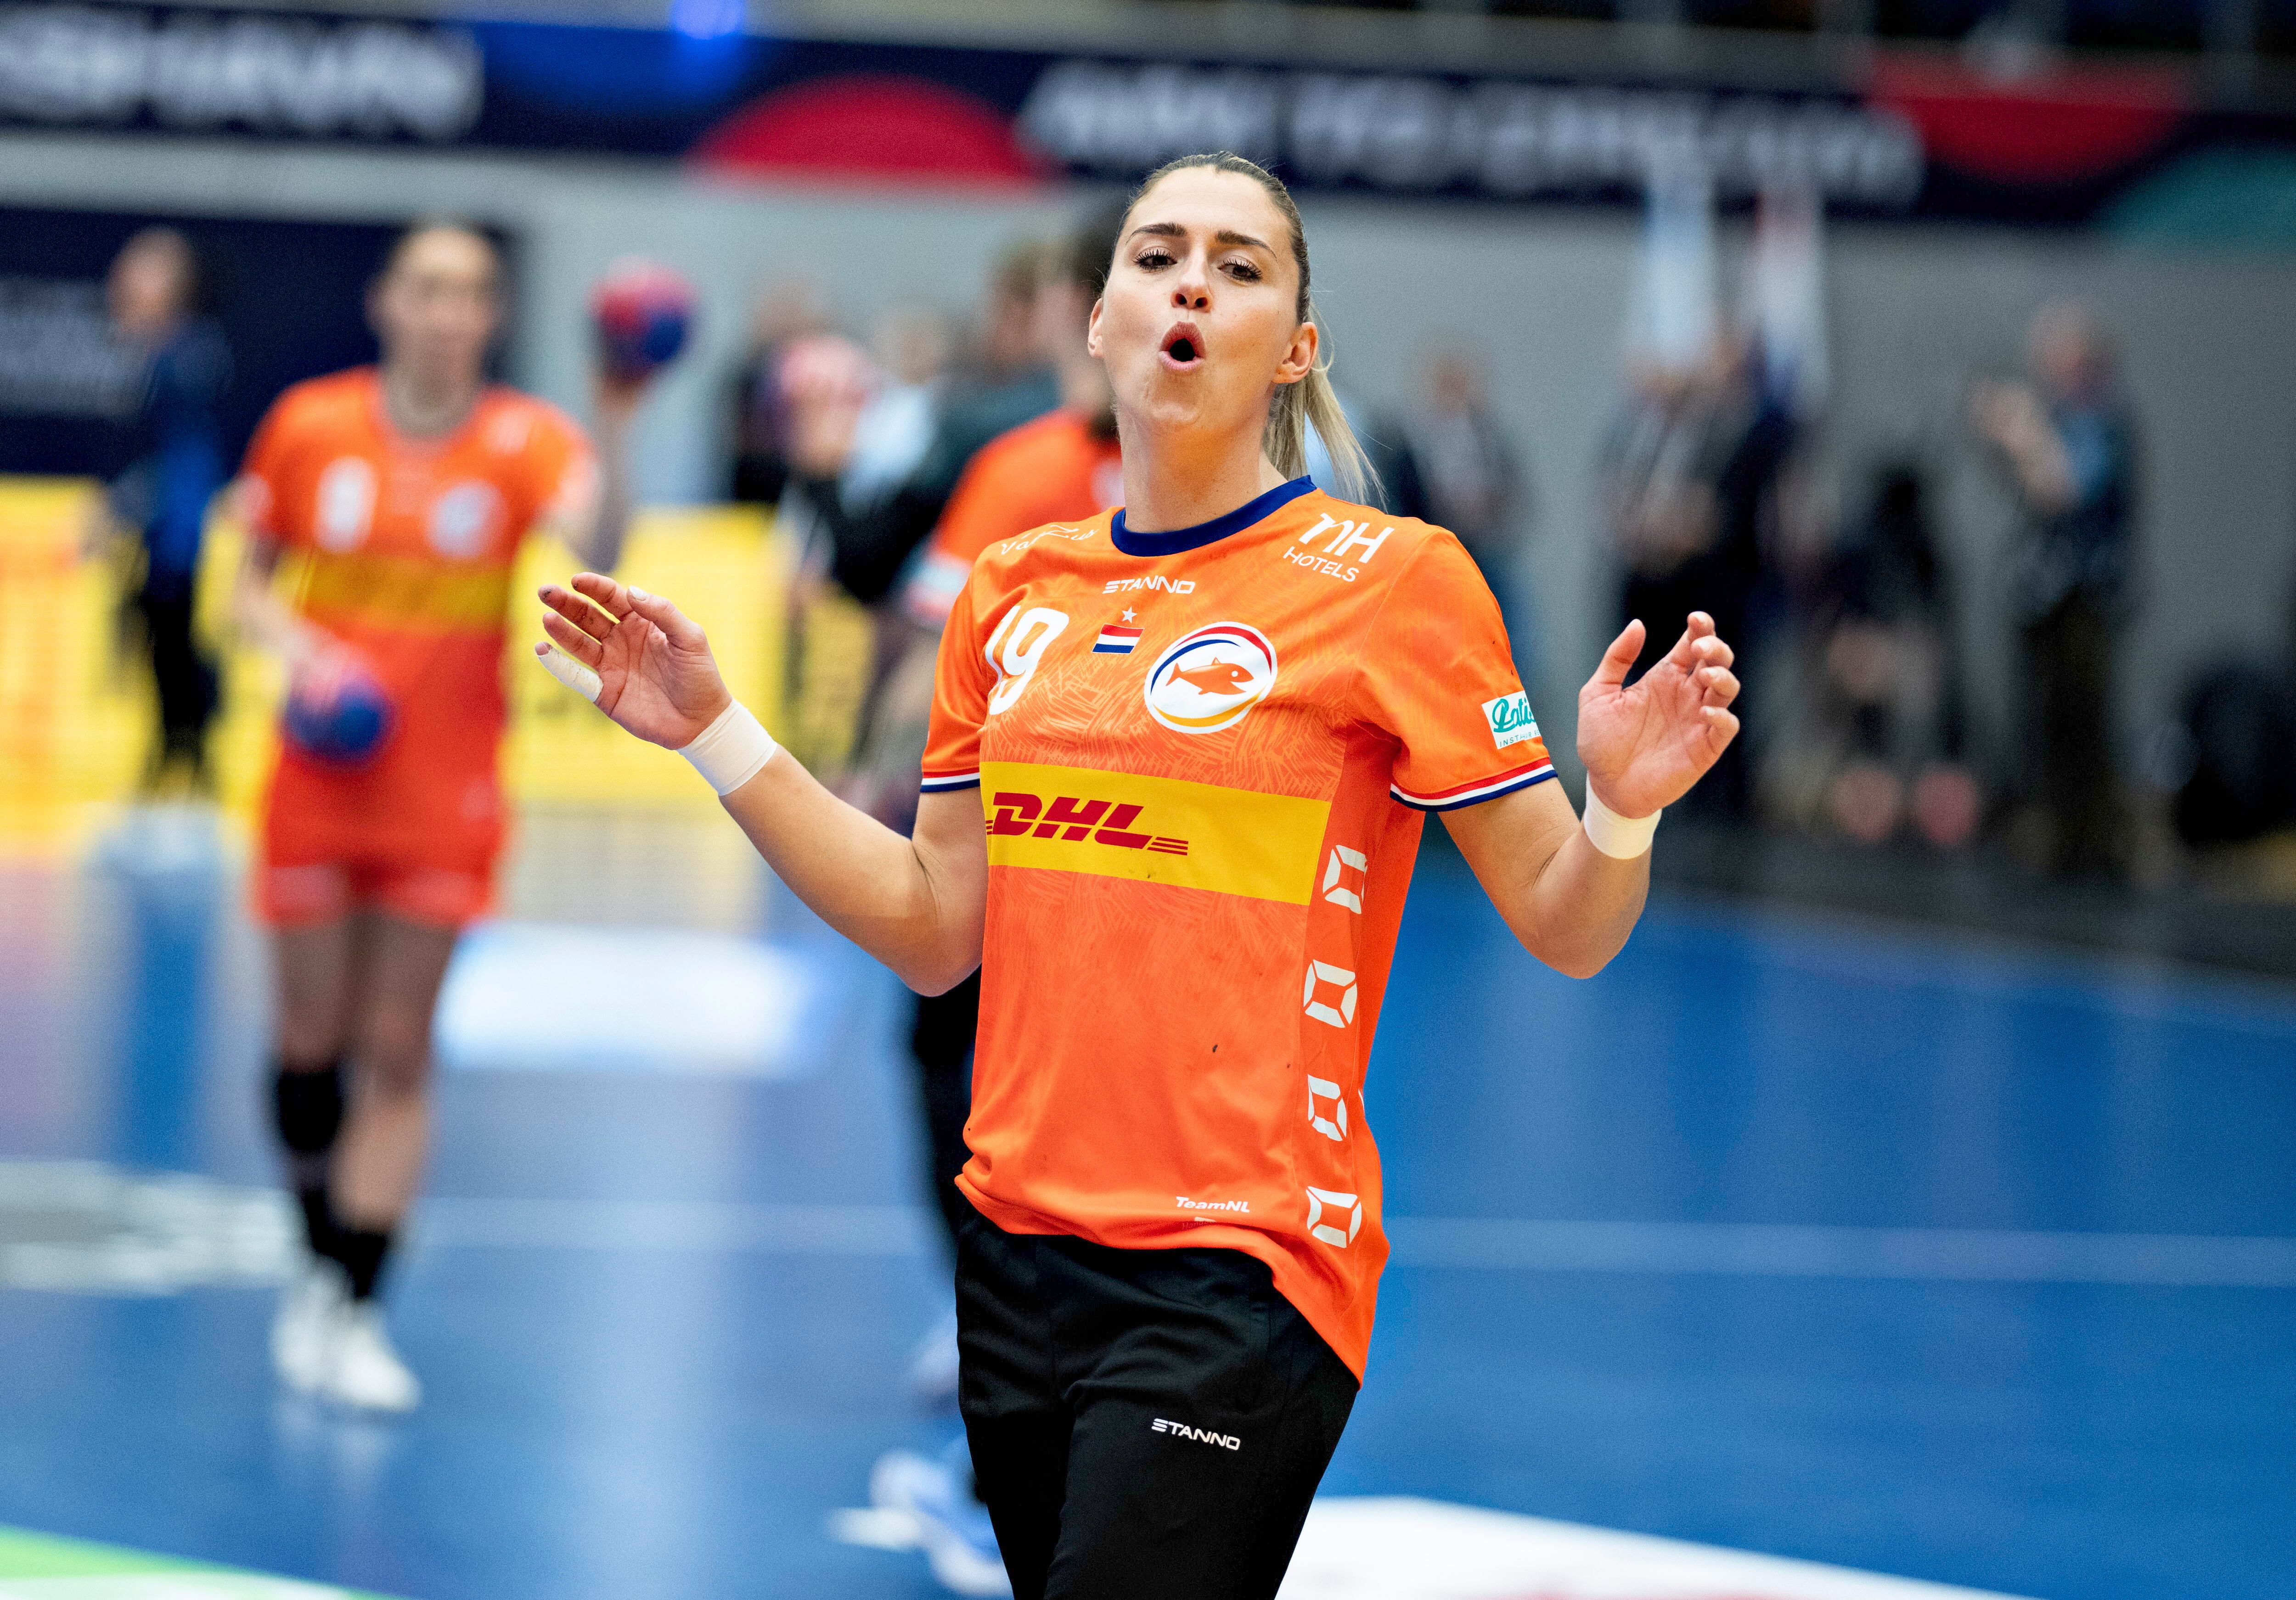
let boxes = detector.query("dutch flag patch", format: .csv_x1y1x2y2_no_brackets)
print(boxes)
1094,624,1142,655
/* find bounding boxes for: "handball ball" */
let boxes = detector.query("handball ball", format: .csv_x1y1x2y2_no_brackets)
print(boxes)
591,259,696,381
284,652,394,765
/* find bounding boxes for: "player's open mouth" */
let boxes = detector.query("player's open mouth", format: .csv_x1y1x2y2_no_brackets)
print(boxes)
1159,323,1205,371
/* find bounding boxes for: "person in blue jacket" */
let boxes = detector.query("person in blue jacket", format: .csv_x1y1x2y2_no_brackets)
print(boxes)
95,228,233,792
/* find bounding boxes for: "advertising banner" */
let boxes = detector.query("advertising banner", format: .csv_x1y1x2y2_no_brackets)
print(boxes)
0,2,2287,227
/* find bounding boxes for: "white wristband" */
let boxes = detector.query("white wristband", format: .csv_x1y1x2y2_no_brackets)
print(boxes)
1582,784,1660,860
679,699,778,796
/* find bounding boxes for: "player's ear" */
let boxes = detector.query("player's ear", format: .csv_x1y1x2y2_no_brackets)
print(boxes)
1086,296,1105,359
1273,317,1317,387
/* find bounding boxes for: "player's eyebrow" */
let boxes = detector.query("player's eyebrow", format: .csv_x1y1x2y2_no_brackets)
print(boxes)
1126,222,1273,254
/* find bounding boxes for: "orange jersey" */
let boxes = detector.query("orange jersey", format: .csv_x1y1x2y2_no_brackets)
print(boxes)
240,367,592,874
923,477,1550,1378
904,409,1124,624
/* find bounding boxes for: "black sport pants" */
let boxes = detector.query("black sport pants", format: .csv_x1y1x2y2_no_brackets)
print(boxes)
136,587,217,768
909,972,981,1259
955,1206,1358,1600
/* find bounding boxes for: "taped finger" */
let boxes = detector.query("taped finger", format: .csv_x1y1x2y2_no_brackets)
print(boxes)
537,642,602,704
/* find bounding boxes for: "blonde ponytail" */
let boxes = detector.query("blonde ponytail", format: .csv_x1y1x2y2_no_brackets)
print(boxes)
1264,298,1376,505
1128,154,1381,508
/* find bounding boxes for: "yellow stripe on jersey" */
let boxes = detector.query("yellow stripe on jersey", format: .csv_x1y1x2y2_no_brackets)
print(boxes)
980,760,1327,905
295,550,514,634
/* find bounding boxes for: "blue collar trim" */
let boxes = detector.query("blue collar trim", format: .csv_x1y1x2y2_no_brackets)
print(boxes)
1111,477,1317,558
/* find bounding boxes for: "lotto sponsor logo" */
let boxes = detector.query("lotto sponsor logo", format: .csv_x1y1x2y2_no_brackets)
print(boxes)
987,791,1188,856
1145,623,1277,735
1152,1418,1243,1450
1483,690,1540,751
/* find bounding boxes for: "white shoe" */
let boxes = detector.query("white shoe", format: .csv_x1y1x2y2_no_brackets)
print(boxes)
870,1448,1009,1597
327,1302,422,1413
271,1261,347,1394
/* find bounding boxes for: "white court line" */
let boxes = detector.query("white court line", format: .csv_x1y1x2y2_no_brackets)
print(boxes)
1383,1215,2296,1287
417,1197,929,1257
416,1198,2296,1288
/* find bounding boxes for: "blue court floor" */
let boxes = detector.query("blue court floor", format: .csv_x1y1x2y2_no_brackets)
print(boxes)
0,817,2290,1600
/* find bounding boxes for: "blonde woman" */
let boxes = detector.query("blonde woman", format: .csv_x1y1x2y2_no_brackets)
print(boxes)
536,153,1739,1598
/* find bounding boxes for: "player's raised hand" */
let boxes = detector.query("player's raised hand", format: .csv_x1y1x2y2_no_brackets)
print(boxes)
1575,612,1741,820
534,573,731,749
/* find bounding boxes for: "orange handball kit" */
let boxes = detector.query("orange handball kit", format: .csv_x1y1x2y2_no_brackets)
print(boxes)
923,477,1552,1378
239,369,594,929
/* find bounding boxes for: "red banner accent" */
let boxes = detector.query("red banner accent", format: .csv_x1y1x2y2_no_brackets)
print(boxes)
690,73,1047,187
1870,56,2189,184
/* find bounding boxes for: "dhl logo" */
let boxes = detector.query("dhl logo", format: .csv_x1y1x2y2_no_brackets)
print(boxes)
988,792,1188,856
980,760,1328,904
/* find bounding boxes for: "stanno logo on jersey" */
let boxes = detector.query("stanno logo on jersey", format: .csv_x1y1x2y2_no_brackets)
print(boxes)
1483,691,1540,750
1145,623,1277,735
1094,624,1142,655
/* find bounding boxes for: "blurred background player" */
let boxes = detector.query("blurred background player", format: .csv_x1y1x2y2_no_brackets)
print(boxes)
232,219,662,1410
83,227,233,795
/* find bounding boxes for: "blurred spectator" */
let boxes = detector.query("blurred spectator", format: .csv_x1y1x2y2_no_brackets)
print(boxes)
772,241,1067,758
906,239,1064,507
726,275,827,505
84,228,231,793
1774,463,1982,849
1599,332,1795,820
1386,347,1526,630
785,303,958,608
1968,300,2138,879
777,242,1060,615
840,301,953,517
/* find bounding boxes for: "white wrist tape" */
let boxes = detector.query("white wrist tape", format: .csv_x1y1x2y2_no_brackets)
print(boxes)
1582,784,1660,860
679,698,778,796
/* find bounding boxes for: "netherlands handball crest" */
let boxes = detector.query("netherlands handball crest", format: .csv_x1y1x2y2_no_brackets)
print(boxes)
1144,623,1277,735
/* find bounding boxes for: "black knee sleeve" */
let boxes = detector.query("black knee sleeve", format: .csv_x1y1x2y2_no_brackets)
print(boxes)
271,1058,346,1157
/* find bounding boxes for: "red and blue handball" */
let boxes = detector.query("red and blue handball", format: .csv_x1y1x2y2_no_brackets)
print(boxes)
283,652,394,765
590,259,697,382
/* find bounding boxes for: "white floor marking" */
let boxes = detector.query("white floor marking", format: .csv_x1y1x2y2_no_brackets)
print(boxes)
829,1494,2031,1598
0,1580,346,1598
5,1168,2290,1293
417,1196,932,1257
1382,1214,2296,1287
420,1195,2296,1288
1276,1497,2032,1599
0,1163,294,1293
432,923,821,1078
